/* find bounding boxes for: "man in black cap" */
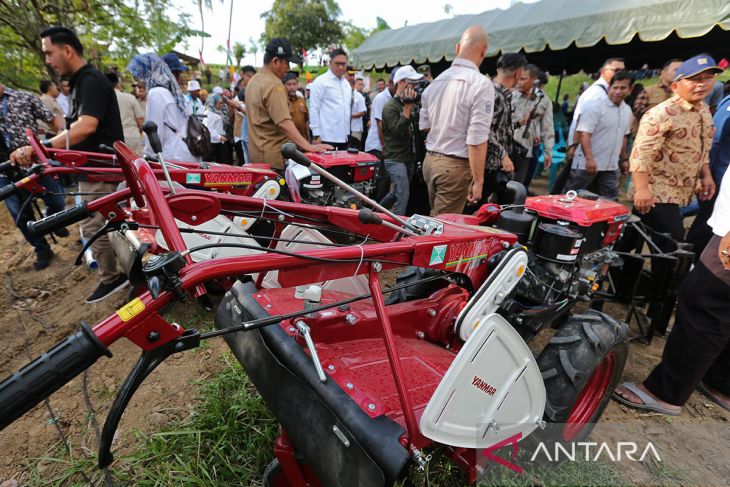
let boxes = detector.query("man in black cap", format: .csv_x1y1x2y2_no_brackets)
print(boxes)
11,26,127,303
245,38,330,170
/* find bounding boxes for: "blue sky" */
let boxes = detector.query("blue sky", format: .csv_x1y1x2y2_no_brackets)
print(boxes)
172,0,538,65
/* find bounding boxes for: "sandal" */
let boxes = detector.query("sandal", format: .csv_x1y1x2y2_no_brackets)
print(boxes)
612,382,682,416
698,382,730,412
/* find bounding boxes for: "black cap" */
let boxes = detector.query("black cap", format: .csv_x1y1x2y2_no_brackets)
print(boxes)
241,65,256,74
265,38,301,64
282,71,298,83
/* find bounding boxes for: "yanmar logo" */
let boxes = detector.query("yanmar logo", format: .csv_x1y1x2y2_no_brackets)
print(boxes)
204,172,253,186
472,375,497,396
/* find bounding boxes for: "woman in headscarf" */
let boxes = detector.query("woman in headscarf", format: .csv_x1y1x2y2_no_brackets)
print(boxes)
204,93,229,164
126,53,199,162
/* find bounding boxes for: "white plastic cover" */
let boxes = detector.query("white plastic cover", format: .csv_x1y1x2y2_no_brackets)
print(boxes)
155,215,263,262
261,226,369,294
421,313,546,448
455,249,528,341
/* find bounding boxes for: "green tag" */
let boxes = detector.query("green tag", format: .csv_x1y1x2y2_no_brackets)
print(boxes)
186,173,201,184
429,245,447,265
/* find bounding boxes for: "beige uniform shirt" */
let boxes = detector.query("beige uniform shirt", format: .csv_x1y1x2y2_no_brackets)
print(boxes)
38,94,63,134
115,90,144,152
419,58,494,158
246,67,292,169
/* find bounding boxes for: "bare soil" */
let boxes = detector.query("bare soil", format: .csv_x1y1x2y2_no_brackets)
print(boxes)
0,194,727,485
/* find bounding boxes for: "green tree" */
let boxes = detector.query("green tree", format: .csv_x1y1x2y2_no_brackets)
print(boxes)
0,0,193,90
261,0,343,68
248,37,259,66
232,41,246,68
342,22,368,50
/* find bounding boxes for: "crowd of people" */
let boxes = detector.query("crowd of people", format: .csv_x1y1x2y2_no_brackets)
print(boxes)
0,25,729,414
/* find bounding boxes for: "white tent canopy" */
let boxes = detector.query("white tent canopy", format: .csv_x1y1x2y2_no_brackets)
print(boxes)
352,0,730,69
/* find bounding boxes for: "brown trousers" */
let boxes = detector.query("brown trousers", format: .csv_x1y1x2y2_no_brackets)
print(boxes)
423,152,473,216
79,180,119,284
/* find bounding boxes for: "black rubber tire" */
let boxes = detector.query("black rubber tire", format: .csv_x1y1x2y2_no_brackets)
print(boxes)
262,459,287,487
536,309,629,442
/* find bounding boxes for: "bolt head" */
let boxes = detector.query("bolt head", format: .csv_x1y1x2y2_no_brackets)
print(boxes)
372,261,382,272
346,383,353,389
427,308,437,317
191,215,197,221
368,403,376,411
174,341,185,351
328,364,335,371
147,331,160,343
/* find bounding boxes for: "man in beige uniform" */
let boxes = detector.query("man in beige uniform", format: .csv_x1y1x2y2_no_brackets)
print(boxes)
245,38,330,170
419,26,494,215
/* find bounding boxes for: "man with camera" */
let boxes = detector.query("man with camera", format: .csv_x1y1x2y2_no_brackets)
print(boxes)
379,66,425,215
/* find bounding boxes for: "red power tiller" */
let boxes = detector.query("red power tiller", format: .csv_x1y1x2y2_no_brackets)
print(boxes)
0,141,631,485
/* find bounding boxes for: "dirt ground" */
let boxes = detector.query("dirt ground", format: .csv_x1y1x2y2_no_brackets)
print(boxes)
0,193,728,486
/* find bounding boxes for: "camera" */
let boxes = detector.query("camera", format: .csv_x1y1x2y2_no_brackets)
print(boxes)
401,79,430,104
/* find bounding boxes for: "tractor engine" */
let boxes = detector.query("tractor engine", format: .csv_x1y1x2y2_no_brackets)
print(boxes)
285,150,379,208
496,192,630,336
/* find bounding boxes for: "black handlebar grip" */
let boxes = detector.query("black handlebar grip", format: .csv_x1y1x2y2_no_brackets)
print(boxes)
27,202,91,237
0,161,13,173
0,183,17,202
0,323,112,431
141,121,163,154
358,208,383,225
281,143,311,167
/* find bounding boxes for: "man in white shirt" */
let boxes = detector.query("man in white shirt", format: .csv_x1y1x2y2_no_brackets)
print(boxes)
310,47,352,149
566,71,633,200
56,78,70,116
568,57,625,144
350,76,367,144
186,79,204,115
364,69,397,158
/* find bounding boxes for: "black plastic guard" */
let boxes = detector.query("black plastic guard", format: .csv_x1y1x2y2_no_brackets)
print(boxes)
215,281,409,487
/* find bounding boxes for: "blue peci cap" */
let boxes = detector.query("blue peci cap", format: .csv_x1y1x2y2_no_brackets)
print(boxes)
162,53,188,72
673,54,722,81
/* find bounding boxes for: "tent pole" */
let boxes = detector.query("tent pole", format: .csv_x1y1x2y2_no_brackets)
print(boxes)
554,70,564,103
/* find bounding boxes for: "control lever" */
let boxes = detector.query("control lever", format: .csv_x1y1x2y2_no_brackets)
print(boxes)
358,208,417,237
295,320,327,383
281,143,421,234
142,121,175,195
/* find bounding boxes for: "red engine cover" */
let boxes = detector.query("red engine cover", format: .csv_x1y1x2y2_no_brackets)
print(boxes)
525,195,630,226
305,150,379,169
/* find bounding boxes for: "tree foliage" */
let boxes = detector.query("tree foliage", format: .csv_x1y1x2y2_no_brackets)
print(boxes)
232,41,246,68
261,0,343,66
0,0,193,90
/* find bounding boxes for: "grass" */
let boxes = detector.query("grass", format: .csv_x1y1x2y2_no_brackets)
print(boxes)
113,353,277,486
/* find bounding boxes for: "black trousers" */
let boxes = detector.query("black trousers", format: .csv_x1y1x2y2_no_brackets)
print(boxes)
615,203,685,253
685,194,718,262
212,142,233,164
643,236,730,406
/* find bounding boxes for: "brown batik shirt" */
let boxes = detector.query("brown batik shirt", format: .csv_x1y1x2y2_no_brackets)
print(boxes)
629,94,713,206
